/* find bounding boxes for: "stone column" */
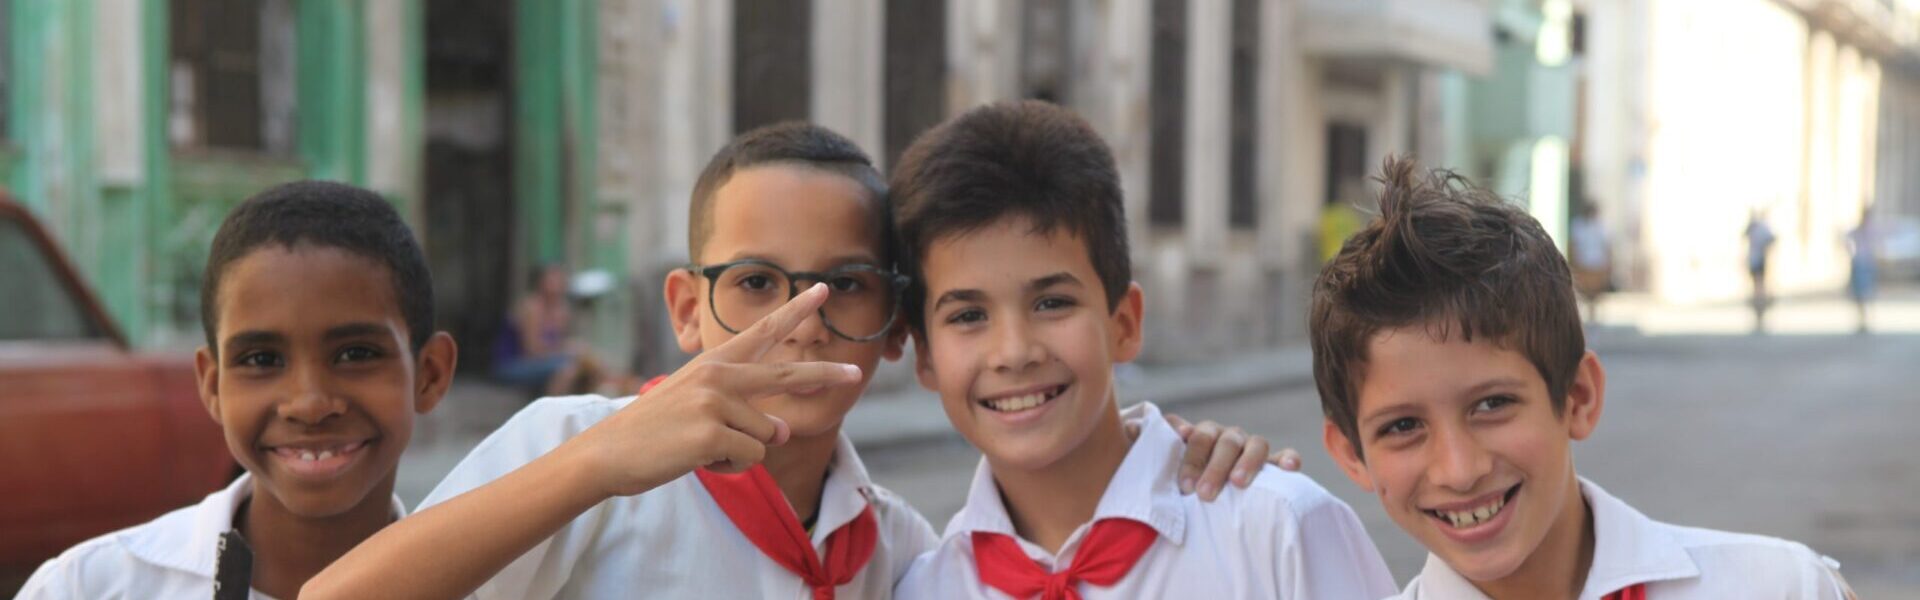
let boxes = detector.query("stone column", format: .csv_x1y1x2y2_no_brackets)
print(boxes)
1183,0,1229,264
947,0,1022,111
812,0,886,165
365,0,420,221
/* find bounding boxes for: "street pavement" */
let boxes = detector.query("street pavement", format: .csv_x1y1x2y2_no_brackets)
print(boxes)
397,286,1920,596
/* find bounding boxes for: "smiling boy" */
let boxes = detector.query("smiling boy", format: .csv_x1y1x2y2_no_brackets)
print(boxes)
890,100,1395,599
19,181,458,599
1315,157,1852,599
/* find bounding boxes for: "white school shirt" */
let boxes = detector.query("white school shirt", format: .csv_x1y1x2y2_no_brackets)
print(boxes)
16,473,408,600
419,394,939,600
1387,478,1850,600
894,401,1398,600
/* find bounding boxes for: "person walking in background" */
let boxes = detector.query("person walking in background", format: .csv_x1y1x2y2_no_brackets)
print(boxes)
1847,206,1880,334
1569,201,1612,325
1746,209,1778,333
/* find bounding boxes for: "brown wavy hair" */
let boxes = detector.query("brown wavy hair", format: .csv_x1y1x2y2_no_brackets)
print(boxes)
1310,156,1584,457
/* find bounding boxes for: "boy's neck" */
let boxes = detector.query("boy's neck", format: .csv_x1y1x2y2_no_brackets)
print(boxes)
1474,476,1596,600
241,476,398,599
991,400,1133,554
761,425,842,527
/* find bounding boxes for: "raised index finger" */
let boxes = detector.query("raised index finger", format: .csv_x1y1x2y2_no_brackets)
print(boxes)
702,282,830,363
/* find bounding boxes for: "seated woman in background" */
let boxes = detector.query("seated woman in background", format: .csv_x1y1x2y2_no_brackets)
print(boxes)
492,263,601,397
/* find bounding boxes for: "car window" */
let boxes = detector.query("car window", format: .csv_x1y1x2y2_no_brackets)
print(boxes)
0,216,105,341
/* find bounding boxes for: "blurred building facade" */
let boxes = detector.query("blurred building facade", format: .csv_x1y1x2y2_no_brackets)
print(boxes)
1574,0,1920,303
600,0,1497,365
9,0,1920,373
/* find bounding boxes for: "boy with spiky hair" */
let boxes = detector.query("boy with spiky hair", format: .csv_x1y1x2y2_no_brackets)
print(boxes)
1315,157,1852,599
890,100,1395,599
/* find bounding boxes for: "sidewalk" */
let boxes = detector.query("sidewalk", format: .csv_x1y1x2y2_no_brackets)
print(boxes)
397,345,1318,505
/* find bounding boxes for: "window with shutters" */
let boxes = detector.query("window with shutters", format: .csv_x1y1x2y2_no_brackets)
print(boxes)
884,0,945,168
733,0,812,134
169,0,296,154
1228,0,1258,229
1149,0,1187,227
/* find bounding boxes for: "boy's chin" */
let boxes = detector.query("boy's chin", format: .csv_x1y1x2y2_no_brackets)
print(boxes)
256,477,390,519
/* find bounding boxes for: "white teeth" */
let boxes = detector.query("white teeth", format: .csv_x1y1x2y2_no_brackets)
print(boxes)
985,393,1049,412
318,450,335,460
299,451,317,461
1437,495,1506,528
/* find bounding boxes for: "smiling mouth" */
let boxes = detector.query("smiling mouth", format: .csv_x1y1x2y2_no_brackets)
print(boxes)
978,384,1068,413
1425,483,1521,529
267,440,370,464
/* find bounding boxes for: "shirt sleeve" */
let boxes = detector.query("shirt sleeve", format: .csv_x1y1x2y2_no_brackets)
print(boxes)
1265,474,1400,599
417,395,620,600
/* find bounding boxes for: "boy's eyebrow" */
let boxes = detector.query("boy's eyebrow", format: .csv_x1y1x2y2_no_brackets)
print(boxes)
1461,377,1528,398
223,330,286,349
1028,272,1082,292
324,322,397,342
932,289,986,311
930,272,1084,311
720,252,884,268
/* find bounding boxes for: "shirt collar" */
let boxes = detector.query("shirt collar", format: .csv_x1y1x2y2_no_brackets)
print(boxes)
122,473,410,578
1411,477,1699,599
942,401,1188,548
812,432,877,545
1577,477,1699,595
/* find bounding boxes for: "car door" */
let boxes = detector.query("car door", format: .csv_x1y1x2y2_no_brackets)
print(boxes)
0,208,181,567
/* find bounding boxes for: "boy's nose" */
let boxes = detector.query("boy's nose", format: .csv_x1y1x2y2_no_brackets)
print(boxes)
280,364,345,424
988,317,1048,373
781,306,832,348
1426,426,1494,493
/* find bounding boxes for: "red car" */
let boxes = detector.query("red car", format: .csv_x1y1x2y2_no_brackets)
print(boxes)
0,195,233,573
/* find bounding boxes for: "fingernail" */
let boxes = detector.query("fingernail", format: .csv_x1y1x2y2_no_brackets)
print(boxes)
841,364,863,379
807,282,827,295
1179,477,1195,495
1199,482,1217,499
1283,456,1300,470
1230,468,1247,483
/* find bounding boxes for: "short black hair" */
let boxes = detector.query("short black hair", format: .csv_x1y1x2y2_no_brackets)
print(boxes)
890,100,1131,332
200,180,434,354
688,121,889,262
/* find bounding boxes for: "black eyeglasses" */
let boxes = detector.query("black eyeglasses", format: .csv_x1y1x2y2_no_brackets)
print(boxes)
689,259,911,342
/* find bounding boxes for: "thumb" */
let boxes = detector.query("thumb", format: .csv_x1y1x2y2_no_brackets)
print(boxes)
766,414,792,447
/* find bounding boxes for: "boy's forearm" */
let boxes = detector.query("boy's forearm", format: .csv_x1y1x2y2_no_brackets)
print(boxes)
301,443,607,600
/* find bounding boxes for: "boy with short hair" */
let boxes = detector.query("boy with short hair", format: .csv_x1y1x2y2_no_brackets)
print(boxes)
889,100,1396,599
305,122,1277,599
1314,157,1852,599
19,181,460,599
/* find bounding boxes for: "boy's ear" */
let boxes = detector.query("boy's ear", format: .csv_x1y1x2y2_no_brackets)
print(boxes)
194,346,222,424
882,321,908,362
412,332,459,414
1323,420,1376,493
910,331,938,392
1107,282,1146,363
664,268,705,354
1565,350,1606,441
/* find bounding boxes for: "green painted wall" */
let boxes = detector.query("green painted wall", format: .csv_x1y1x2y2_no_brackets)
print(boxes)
6,0,412,347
